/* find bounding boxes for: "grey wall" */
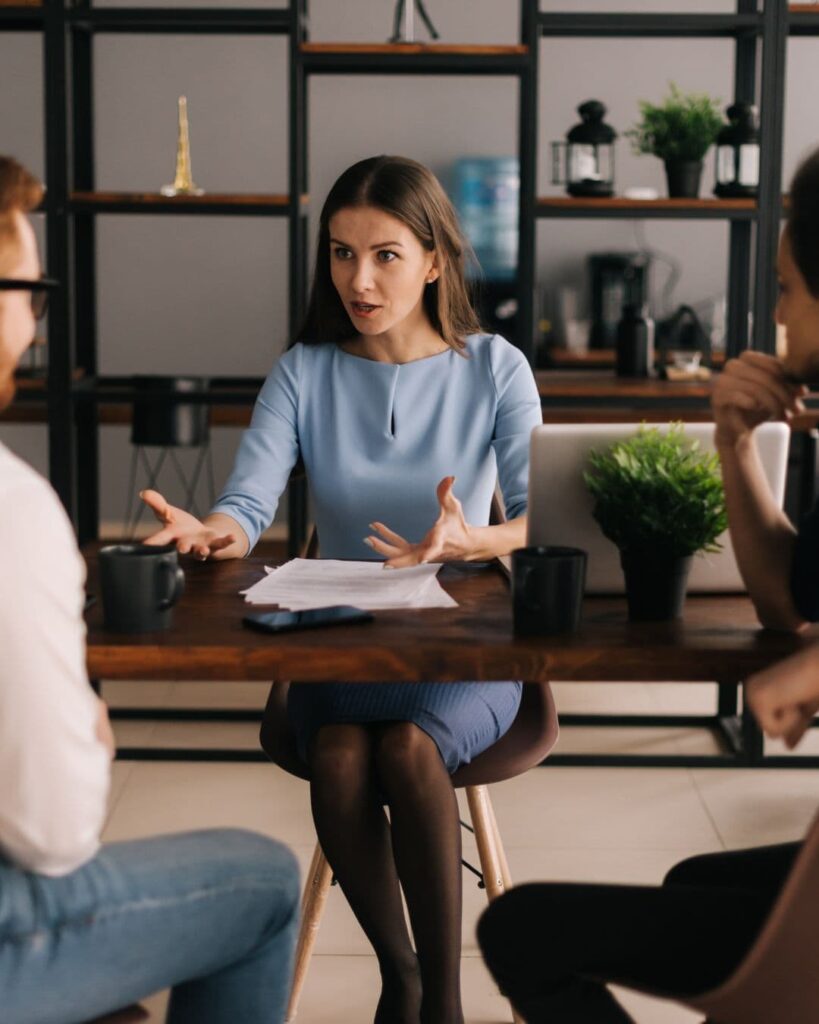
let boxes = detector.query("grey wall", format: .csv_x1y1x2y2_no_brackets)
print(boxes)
1,0,817,529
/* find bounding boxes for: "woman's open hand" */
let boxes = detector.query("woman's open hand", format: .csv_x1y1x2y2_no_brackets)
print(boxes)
365,476,475,569
140,488,236,560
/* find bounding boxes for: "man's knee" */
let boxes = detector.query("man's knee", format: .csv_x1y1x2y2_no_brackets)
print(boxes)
188,828,298,885
663,850,714,888
478,886,534,967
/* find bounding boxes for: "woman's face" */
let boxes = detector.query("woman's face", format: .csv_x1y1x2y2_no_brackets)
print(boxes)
328,205,439,337
776,230,819,381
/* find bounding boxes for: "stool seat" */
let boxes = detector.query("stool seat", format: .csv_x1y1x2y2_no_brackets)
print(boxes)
261,679,558,789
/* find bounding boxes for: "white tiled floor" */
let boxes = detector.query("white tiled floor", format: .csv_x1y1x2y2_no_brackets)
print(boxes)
101,679,819,1023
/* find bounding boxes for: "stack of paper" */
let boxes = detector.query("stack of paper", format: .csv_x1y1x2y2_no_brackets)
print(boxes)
241,559,458,611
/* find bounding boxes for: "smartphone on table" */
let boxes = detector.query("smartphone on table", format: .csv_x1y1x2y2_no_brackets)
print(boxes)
242,605,374,634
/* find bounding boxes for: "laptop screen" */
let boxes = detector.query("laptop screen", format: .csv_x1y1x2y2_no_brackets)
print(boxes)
527,422,789,594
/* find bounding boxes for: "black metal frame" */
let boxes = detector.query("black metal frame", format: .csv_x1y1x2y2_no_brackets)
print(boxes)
753,0,789,353
108,686,819,769
9,0,808,764
24,0,795,533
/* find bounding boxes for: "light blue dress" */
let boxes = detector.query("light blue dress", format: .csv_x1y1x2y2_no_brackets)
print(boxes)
211,333,542,772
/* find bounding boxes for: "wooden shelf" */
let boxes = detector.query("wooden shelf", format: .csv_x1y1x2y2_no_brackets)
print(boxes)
789,4,819,33
534,370,713,401
299,43,529,75
0,0,42,27
537,197,757,220
538,12,761,38
8,371,819,434
546,349,727,369
70,192,306,215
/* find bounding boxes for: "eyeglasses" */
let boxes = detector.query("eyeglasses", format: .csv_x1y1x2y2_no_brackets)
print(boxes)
0,277,59,321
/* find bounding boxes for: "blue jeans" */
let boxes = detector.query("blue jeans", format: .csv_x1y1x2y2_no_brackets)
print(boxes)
0,828,300,1024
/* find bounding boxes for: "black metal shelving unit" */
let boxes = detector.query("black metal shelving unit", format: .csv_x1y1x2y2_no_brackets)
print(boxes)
4,0,798,542
2,0,809,764
537,0,791,363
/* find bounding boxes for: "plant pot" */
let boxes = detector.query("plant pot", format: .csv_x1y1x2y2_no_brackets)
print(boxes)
620,551,693,622
664,159,703,199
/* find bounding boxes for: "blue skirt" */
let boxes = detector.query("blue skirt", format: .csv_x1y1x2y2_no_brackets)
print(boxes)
287,681,522,774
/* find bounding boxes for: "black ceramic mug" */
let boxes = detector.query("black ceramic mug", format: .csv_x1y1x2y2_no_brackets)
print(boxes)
512,545,587,636
99,543,185,633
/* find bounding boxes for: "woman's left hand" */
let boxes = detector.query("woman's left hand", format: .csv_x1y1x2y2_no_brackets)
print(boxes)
365,476,475,569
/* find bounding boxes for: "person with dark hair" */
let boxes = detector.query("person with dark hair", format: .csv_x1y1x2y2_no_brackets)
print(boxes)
711,144,819,631
139,154,542,1024
476,145,819,1022
0,153,300,1024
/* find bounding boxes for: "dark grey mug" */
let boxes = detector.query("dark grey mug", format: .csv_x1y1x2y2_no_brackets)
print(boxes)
512,545,587,636
99,543,185,633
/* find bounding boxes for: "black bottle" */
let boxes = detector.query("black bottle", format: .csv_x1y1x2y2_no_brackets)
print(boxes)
616,303,653,377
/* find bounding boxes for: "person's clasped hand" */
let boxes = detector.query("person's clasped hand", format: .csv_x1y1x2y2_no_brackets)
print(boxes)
140,488,235,561
746,644,819,750
364,476,474,569
712,350,807,448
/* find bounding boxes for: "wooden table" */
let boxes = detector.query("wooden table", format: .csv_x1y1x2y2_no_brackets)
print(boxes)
85,552,818,768
86,555,805,684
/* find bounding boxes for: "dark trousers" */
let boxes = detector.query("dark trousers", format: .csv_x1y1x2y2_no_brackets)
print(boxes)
477,842,800,1023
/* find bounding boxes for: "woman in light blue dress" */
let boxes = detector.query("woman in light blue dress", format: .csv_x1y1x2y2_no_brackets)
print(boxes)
141,156,542,1024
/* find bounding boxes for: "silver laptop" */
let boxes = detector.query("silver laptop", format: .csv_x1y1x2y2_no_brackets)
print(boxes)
527,422,790,594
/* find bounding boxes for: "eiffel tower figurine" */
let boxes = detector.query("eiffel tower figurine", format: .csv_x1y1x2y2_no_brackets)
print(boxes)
161,96,204,197
389,0,439,43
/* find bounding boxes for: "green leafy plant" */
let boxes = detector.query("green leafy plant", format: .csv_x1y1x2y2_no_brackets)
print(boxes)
626,83,723,163
584,423,728,559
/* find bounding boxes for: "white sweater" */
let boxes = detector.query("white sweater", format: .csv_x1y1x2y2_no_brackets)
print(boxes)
0,442,110,875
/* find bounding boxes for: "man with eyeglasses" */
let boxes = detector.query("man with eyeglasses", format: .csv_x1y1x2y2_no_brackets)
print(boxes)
0,275,53,319
0,155,300,1024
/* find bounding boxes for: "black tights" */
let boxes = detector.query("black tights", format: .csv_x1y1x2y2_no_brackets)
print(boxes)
309,722,464,1024
477,841,800,1022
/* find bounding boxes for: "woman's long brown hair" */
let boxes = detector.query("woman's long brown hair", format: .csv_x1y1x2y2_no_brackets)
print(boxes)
788,146,819,299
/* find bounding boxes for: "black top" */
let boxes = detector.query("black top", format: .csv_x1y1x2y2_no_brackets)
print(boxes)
791,498,819,621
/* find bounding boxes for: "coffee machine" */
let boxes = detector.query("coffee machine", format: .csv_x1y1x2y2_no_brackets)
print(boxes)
588,252,650,349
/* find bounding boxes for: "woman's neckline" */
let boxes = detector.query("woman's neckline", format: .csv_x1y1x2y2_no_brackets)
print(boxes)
336,342,454,366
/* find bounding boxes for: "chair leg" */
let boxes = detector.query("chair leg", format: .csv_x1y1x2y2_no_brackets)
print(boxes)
466,785,524,1024
466,785,505,900
286,841,333,1022
487,795,512,891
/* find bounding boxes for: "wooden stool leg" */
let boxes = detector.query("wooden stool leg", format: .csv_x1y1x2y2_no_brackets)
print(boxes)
466,786,524,1024
286,841,333,1022
466,785,505,901
487,795,512,891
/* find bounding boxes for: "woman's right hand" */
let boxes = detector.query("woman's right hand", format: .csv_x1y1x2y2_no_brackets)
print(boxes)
140,489,237,560
712,350,806,450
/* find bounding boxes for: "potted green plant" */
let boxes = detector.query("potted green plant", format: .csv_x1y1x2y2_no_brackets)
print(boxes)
584,423,728,621
626,83,723,199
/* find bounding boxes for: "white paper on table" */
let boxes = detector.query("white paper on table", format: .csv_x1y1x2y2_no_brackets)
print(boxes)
240,559,457,610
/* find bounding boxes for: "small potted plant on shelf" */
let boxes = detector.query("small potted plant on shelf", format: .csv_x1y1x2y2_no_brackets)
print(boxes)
584,423,728,621
627,83,723,199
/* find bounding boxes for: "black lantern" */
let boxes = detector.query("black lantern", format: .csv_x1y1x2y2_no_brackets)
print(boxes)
714,102,760,199
552,100,616,198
